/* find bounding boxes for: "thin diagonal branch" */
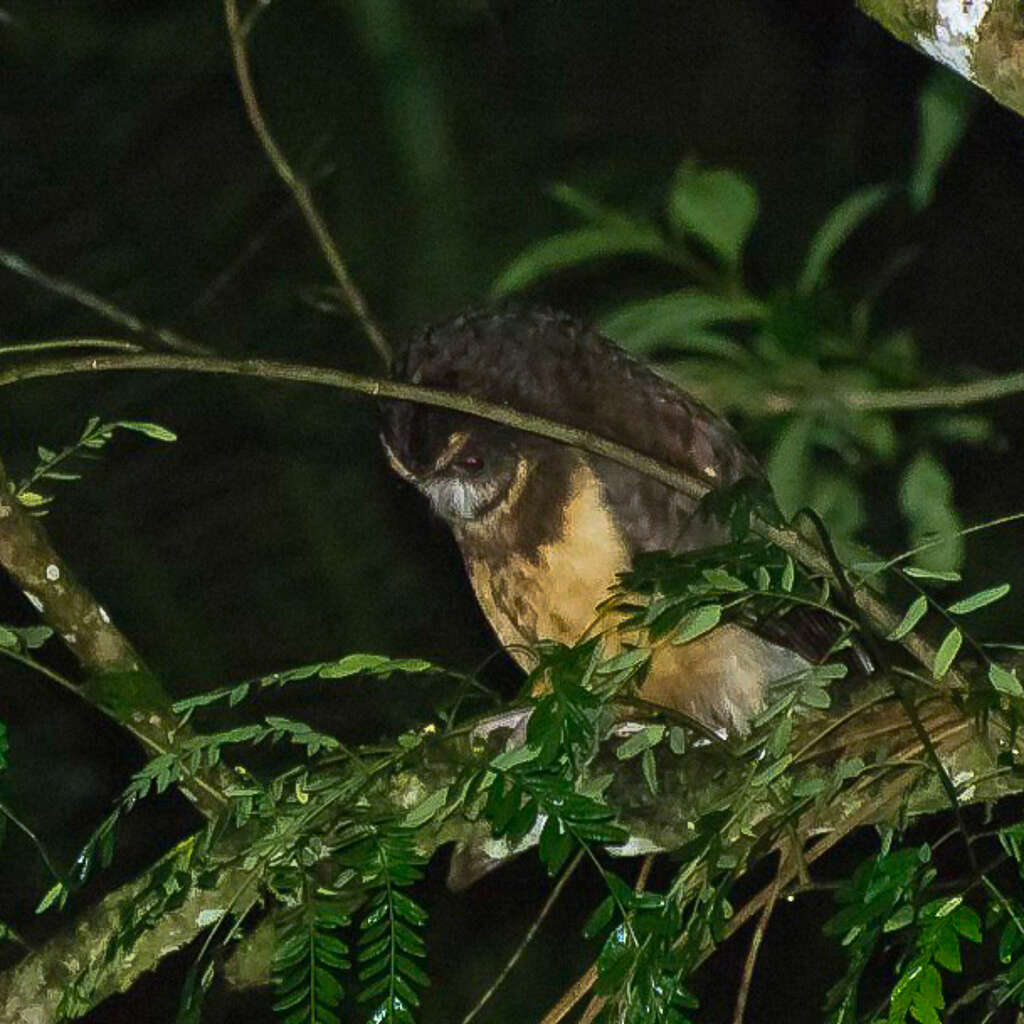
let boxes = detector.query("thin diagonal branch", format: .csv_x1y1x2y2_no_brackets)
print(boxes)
0,247,210,356
223,0,392,369
460,849,584,1024
731,864,781,1024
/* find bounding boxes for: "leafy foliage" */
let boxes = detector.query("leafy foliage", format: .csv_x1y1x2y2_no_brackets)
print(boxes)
273,891,352,1024
345,829,429,1024
492,71,985,568
13,416,176,513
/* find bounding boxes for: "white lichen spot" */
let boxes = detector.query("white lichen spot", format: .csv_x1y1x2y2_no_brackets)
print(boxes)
196,908,225,928
62,632,77,645
23,590,44,613
916,0,990,79
704,465,718,479
98,605,111,623
953,769,976,801
45,563,60,582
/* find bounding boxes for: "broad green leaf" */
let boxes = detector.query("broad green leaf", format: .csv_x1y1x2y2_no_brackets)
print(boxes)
909,70,977,213
667,164,759,267
0,626,17,649
798,184,891,294
673,604,722,645
887,595,928,641
932,627,962,680
491,225,665,296
600,290,765,357
899,453,964,573
615,724,665,760
490,743,542,770
989,662,1023,697
766,415,815,519
946,583,1010,615
401,787,449,827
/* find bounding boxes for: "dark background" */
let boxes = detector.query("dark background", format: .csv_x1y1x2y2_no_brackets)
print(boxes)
1,1,1024,1021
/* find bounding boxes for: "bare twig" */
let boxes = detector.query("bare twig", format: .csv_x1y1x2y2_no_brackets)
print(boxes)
0,346,971,689
223,0,392,369
731,864,781,1024
460,850,584,1024
538,964,597,1024
0,247,210,355
0,338,142,356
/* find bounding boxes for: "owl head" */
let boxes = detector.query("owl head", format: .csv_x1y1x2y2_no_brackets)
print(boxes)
381,306,760,525
381,405,527,523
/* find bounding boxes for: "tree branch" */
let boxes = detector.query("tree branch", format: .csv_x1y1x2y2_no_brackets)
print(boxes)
0,346,975,689
0,248,210,356
222,0,392,369
0,673,1006,1022
0,457,231,816
856,0,1024,121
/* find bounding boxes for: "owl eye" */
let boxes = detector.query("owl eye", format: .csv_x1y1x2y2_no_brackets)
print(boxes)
455,455,485,475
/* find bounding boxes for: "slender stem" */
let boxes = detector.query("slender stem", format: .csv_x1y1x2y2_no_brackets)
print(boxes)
0,646,228,813
0,248,209,356
844,371,1024,411
0,346,971,690
0,339,142,356
0,796,63,882
223,0,392,369
460,849,584,1024
731,864,781,1024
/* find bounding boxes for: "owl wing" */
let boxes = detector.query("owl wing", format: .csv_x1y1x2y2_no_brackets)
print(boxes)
583,386,864,672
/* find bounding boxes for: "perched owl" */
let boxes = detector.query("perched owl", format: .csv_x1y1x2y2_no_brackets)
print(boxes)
382,307,837,733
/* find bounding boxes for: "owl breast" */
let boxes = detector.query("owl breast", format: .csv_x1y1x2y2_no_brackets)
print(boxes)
458,462,629,667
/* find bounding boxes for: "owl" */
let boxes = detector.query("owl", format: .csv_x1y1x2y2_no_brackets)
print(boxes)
381,307,835,734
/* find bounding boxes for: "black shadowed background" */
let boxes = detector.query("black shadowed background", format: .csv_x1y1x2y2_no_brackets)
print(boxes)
1,1,1024,1022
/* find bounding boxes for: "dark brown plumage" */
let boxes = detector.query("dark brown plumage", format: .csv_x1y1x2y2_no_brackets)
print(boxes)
382,307,835,733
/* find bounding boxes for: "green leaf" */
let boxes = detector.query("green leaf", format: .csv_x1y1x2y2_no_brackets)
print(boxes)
35,882,65,914
887,595,928,641
116,420,177,442
798,184,891,294
318,654,434,679
909,69,977,213
899,453,964,574
0,626,18,649
491,225,666,296
904,567,961,583
989,662,1023,697
932,627,962,680
701,568,747,592
667,164,759,267
615,724,665,760
673,604,722,645
490,743,542,770
766,416,815,520
599,290,765,356
400,786,449,827
946,583,1010,615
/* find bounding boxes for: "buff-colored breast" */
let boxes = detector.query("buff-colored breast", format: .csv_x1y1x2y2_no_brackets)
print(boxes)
461,462,629,664
457,459,807,731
